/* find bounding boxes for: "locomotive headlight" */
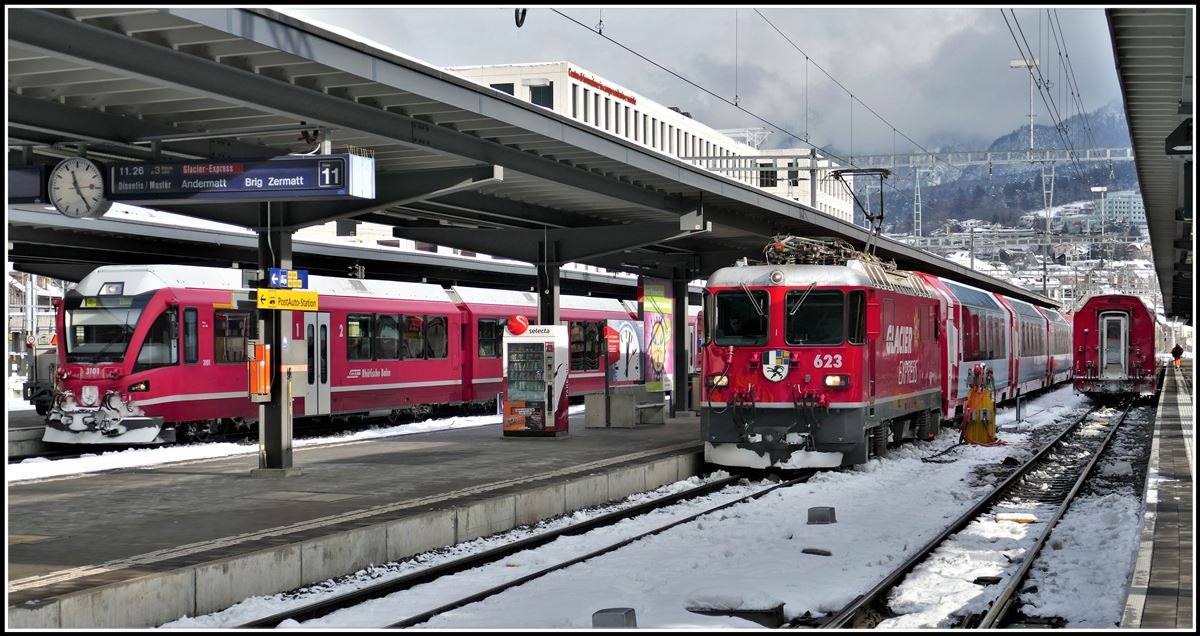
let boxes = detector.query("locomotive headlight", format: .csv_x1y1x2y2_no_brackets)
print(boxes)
128,380,151,393
769,270,785,285
707,375,729,387
824,374,850,388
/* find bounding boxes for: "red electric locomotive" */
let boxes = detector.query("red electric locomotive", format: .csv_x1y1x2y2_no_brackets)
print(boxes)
702,236,1070,469
45,264,692,445
701,241,942,468
1072,294,1160,397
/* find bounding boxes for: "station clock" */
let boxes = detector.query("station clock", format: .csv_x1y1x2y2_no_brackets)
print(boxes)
49,156,112,219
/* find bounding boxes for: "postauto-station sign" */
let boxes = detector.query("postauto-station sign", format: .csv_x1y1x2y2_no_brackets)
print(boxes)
108,153,374,203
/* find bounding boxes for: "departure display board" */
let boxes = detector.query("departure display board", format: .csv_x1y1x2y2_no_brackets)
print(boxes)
108,153,374,203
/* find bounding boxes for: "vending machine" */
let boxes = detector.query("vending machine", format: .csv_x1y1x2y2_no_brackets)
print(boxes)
502,318,569,437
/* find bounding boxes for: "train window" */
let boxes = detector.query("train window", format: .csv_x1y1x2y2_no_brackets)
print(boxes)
713,290,769,346
307,324,315,385
183,308,198,364
424,315,449,360
961,307,977,361
134,309,178,373
214,310,256,364
702,290,715,345
847,291,866,344
320,324,328,384
573,321,602,371
402,314,425,359
347,313,373,361
375,314,400,360
478,319,504,358
64,294,149,364
785,290,843,346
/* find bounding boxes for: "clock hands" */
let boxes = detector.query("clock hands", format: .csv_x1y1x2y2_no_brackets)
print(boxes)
69,171,87,203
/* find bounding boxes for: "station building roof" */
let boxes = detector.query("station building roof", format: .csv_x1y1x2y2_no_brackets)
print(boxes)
8,7,1055,308
1107,8,1193,324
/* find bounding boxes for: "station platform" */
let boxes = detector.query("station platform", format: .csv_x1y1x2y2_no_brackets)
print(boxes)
8,409,50,459
7,410,702,628
1122,359,1193,629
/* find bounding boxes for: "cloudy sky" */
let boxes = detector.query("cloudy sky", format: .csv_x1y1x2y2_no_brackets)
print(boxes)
287,5,1126,156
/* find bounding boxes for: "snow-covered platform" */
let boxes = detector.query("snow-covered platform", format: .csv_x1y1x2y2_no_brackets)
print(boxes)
1122,359,1193,629
7,411,701,628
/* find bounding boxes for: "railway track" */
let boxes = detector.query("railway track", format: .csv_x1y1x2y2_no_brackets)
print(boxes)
807,399,1139,629
238,472,810,628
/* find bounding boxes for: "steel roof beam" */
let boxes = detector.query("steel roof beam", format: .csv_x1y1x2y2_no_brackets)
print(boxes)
7,93,278,161
9,9,694,219
393,223,704,264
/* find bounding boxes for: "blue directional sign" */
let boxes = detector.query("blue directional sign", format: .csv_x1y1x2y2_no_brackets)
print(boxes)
268,268,308,290
108,153,374,203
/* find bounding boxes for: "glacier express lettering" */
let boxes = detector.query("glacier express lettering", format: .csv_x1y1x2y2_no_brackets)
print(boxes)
884,325,914,355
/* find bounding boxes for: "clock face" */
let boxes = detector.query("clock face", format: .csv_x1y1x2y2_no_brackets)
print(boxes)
49,157,112,219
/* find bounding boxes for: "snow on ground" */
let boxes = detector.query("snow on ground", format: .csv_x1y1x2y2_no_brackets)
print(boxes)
7,405,585,483
7,373,35,410
157,385,1129,630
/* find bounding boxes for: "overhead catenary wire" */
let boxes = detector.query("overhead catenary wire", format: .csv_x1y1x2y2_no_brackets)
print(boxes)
550,8,1011,233
549,8,851,167
751,8,1011,214
1001,9,1093,188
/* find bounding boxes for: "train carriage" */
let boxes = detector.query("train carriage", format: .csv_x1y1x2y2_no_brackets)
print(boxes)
47,265,467,444
47,264,700,446
449,285,635,398
998,295,1051,396
918,275,1013,418
701,259,942,469
1073,294,1159,397
1039,307,1073,385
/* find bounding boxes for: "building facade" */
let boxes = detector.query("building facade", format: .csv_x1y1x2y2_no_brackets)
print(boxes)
448,62,855,223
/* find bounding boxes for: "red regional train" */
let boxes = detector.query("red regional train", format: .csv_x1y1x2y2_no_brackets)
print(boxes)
44,264,698,445
1072,294,1165,397
701,237,1072,469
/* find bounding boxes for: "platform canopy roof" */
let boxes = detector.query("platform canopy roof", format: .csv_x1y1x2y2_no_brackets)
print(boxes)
8,7,1054,306
1107,8,1193,324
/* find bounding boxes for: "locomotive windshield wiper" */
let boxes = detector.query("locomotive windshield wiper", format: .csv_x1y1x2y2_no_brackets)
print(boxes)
739,281,764,317
788,281,818,316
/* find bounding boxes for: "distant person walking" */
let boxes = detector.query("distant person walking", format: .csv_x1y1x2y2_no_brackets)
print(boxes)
1171,343,1184,368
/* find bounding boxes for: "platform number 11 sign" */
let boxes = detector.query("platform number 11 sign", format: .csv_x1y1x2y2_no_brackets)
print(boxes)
318,159,344,188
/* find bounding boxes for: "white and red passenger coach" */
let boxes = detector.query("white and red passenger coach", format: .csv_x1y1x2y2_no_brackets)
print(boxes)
45,264,685,444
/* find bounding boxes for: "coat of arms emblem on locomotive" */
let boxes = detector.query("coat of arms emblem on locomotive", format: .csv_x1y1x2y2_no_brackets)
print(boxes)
762,349,790,382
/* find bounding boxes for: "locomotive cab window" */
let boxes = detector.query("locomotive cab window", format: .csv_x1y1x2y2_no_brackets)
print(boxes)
63,292,151,364
183,308,198,364
786,290,844,346
713,290,769,346
847,290,866,345
134,309,178,373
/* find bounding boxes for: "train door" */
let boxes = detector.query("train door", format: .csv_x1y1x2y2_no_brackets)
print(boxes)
1099,312,1128,379
303,311,332,415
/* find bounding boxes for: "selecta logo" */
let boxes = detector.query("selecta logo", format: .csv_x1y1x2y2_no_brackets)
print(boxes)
507,314,529,335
